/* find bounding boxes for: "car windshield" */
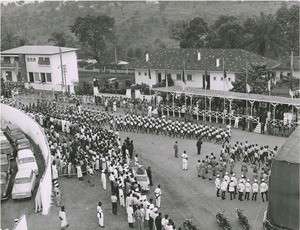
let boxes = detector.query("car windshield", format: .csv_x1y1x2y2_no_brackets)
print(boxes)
19,157,34,164
15,177,30,184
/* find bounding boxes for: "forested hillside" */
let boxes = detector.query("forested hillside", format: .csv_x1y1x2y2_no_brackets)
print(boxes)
1,1,298,63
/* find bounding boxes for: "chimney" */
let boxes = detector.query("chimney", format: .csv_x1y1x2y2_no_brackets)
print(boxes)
197,51,201,61
216,58,220,67
146,53,149,62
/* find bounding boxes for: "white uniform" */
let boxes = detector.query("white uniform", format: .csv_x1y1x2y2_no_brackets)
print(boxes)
119,188,125,207
154,187,161,208
181,153,188,170
127,206,134,224
101,172,106,190
59,210,68,228
97,206,104,227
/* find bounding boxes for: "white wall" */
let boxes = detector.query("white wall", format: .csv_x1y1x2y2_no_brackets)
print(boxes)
134,69,158,86
1,103,52,215
210,71,235,91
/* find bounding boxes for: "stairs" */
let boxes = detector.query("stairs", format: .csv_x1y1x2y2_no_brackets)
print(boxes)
254,122,261,133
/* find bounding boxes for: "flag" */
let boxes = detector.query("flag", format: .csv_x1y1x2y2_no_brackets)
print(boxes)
246,84,251,93
289,89,293,98
267,80,271,92
182,61,186,85
245,59,249,93
165,60,168,88
204,70,208,89
223,58,227,79
290,51,294,92
147,62,151,79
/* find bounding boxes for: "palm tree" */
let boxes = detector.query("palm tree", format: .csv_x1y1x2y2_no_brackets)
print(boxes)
48,32,68,47
239,13,287,58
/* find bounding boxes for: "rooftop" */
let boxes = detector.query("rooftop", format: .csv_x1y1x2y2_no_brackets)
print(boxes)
1,46,78,55
128,48,281,72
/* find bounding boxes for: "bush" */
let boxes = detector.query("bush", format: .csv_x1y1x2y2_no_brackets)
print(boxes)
77,60,88,68
75,81,93,95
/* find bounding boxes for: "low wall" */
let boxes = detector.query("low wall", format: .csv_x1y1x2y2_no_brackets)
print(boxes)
1,103,52,215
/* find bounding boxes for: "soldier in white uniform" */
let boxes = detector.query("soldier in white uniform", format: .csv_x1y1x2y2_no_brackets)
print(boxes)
215,175,221,197
154,184,162,208
260,179,269,202
244,179,251,201
97,202,104,228
181,151,188,170
101,170,107,190
251,179,259,201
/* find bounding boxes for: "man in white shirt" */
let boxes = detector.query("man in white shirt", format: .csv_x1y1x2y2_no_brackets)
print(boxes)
154,184,162,208
97,202,104,228
59,206,69,230
260,179,269,202
181,151,188,170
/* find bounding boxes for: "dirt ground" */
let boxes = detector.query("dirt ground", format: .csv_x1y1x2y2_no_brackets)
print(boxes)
1,115,286,230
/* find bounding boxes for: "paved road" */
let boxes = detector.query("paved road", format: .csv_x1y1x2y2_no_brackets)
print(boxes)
1,124,286,230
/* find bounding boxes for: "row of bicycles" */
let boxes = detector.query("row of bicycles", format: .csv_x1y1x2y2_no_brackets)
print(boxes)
183,209,250,230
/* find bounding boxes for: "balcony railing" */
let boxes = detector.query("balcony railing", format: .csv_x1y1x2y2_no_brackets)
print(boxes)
1,61,16,68
38,60,50,65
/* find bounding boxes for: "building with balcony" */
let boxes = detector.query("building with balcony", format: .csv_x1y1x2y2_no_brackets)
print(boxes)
128,48,280,91
1,45,79,93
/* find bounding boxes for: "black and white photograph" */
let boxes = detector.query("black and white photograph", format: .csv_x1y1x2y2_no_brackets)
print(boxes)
0,0,299,229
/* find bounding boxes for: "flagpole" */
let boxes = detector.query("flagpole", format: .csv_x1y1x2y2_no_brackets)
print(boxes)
223,58,226,125
165,59,168,88
291,51,294,114
204,70,207,123
246,60,249,129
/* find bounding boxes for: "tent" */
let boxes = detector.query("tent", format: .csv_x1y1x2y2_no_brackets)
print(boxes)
266,127,300,230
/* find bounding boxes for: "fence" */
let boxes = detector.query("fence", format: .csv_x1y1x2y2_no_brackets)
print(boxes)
1,103,52,215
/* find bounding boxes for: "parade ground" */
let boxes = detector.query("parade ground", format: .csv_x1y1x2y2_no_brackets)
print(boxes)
1,115,286,230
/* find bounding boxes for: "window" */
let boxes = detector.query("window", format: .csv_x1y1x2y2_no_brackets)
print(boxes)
41,73,46,83
3,57,11,64
38,57,50,65
213,77,216,80
187,74,192,81
27,58,36,62
34,73,40,82
5,71,12,81
46,73,52,82
176,74,181,80
221,77,223,81
144,72,147,76
138,72,141,76
29,72,34,82
167,74,171,78
228,77,231,81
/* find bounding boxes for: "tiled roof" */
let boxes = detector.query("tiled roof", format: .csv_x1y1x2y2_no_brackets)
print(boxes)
128,48,281,72
1,46,78,55
277,56,299,70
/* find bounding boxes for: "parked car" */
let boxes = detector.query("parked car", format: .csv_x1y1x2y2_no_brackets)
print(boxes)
1,154,11,201
16,138,32,152
11,168,36,200
4,124,26,147
1,139,14,159
132,165,150,191
16,149,38,175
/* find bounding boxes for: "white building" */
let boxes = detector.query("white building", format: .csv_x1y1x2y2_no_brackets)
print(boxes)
1,45,79,94
128,48,280,91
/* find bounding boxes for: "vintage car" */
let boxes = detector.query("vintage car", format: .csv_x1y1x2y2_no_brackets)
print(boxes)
1,154,11,201
4,124,26,147
16,138,33,152
16,149,38,175
1,139,14,159
12,168,36,200
132,165,150,191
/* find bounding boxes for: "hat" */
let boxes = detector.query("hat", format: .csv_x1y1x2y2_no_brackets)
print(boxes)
262,179,265,182
217,175,220,177
247,179,250,182
254,179,257,182
232,173,235,176
225,172,228,175
154,208,158,212
241,175,244,178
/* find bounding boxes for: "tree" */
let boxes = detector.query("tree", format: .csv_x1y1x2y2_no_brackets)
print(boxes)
169,20,188,42
1,30,19,50
127,48,134,58
208,16,245,49
48,32,68,47
179,17,210,48
275,3,299,55
135,48,142,58
70,15,115,67
239,13,287,58
230,64,275,95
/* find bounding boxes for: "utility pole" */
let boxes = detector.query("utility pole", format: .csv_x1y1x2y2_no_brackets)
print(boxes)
59,47,65,93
